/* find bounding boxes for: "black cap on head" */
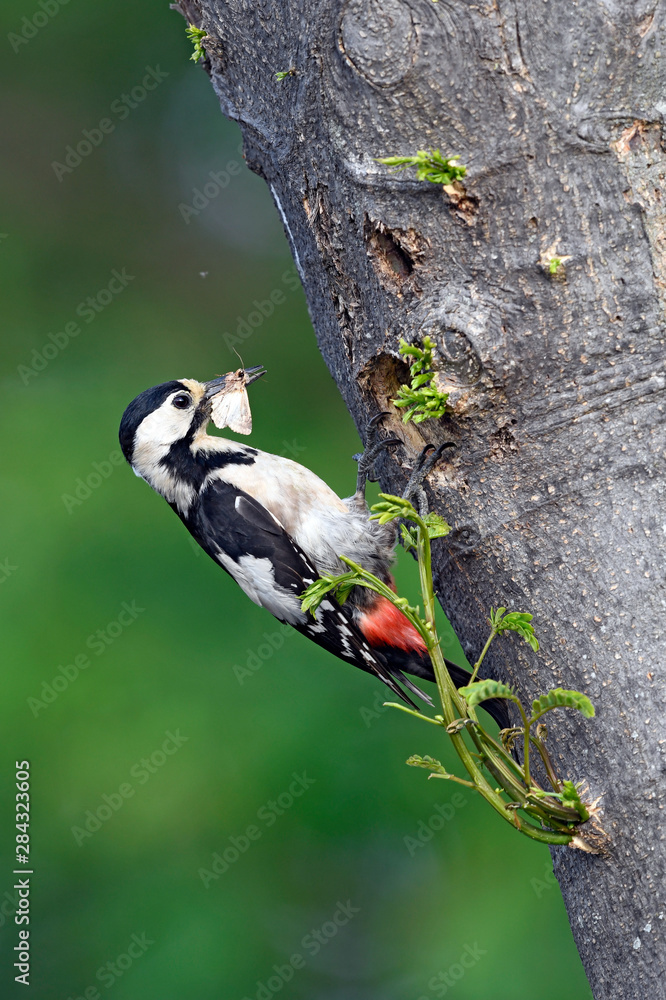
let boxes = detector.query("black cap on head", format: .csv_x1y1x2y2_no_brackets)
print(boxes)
119,381,185,462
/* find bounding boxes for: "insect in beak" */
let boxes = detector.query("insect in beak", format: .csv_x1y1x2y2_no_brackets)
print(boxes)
204,366,266,434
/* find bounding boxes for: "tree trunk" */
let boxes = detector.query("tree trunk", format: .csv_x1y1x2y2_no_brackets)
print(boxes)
179,1,666,995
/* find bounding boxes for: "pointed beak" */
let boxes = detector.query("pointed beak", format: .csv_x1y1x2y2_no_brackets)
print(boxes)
202,376,228,401
202,366,266,401
243,365,267,385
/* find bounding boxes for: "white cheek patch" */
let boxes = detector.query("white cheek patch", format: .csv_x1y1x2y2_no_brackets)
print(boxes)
134,400,192,449
214,551,306,625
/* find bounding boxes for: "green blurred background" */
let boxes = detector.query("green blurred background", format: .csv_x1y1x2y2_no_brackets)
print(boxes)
0,2,591,997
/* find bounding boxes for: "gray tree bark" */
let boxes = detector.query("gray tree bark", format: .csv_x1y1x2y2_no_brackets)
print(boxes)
178,1,666,995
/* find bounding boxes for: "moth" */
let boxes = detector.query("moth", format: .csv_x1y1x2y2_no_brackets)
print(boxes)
209,368,255,435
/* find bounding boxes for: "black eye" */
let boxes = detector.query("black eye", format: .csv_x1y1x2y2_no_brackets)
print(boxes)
172,394,191,409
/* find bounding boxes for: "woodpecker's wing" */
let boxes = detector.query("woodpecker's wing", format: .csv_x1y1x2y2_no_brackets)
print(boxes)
185,479,432,709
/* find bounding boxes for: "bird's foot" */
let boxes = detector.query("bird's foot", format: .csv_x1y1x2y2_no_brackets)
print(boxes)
403,442,455,515
353,413,401,498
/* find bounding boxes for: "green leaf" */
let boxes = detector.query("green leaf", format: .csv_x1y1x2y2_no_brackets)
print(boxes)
377,149,466,186
335,579,357,605
489,607,506,627
423,512,451,540
406,754,446,771
391,340,449,424
531,689,595,721
398,340,421,357
375,156,417,169
369,494,417,523
490,607,539,651
459,679,518,708
185,23,207,62
400,524,418,551
300,571,360,615
560,780,590,821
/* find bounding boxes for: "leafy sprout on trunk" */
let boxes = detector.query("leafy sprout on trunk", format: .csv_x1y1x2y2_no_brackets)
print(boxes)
392,337,449,424
376,149,467,186
186,24,207,62
301,493,602,851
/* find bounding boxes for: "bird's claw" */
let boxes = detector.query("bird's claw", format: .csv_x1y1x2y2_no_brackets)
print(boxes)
403,442,455,515
354,413,402,494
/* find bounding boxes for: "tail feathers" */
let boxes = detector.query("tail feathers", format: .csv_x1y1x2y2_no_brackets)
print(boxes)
371,657,426,711
387,667,434,708
363,645,434,709
371,645,511,730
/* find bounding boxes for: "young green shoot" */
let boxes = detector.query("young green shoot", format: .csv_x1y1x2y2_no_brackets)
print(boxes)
186,24,207,62
301,493,599,849
275,69,296,81
376,149,467,186
392,337,449,424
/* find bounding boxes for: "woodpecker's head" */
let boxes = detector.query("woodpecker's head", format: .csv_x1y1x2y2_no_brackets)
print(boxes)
119,367,265,503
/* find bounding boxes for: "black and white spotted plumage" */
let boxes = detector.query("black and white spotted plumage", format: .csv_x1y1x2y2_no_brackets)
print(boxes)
119,371,509,725
119,373,435,709
189,480,430,706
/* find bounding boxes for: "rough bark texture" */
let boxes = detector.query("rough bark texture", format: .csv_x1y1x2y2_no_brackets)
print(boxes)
179,1,666,995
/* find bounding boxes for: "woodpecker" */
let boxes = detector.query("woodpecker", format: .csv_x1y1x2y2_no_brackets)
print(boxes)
119,367,508,726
